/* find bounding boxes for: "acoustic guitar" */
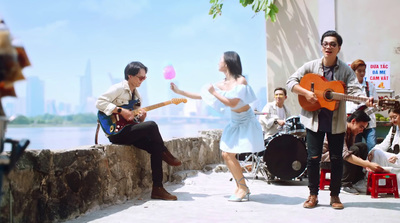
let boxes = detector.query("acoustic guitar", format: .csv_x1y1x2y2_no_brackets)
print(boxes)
98,98,187,135
355,94,400,116
298,73,399,112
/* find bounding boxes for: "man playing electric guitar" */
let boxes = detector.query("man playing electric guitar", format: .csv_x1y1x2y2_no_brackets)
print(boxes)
286,30,374,209
96,61,182,201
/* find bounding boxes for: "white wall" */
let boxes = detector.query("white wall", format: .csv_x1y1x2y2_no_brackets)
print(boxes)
266,0,400,115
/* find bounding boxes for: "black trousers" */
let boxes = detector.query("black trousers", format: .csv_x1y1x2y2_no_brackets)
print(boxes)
306,130,344,196
342,142,368,187
108,121,167,187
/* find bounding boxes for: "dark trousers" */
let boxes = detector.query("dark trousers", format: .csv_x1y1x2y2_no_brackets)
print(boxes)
108,121,167,187
342,142,368,187
306,130,344,196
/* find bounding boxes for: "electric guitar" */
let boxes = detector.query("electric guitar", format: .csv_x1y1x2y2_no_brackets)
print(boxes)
298,73,400,111
98,98,187,135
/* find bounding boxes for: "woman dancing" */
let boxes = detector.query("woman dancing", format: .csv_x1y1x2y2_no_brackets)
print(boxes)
170,51,264,202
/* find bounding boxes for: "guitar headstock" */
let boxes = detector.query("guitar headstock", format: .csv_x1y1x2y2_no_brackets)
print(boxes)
378,95,400,109
171,98,187,105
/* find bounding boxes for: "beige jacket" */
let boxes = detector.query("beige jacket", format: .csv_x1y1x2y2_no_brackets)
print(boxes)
286,57,363,134
96,80,141,116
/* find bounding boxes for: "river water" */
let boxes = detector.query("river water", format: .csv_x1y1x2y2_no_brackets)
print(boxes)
3,122,228,151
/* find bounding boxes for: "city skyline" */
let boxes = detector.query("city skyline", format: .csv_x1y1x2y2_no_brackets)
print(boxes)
0,1,267,117
3,67,267,118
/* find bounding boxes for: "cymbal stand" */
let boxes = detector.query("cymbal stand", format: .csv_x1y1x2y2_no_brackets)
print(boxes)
239,153,270,182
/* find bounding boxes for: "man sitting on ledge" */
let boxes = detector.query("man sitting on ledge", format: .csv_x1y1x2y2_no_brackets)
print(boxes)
96,61,182,200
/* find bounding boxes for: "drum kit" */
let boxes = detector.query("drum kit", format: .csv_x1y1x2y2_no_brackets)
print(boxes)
240,115,308,183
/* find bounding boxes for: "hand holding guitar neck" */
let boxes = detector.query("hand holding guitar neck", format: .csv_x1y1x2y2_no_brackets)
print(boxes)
131,108,147,123
365,97,374,107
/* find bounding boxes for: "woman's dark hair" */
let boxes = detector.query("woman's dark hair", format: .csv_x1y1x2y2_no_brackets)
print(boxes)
388,107,400,115
124,61,148,80
321,30,343,47
347,110,371,123
223,51,242,79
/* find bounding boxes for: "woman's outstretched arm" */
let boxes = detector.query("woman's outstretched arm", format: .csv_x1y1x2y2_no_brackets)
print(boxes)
170,82,202,99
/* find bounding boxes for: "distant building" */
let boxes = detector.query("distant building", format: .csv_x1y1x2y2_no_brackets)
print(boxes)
3,96,26,117
79,60,93,113
45,100,57,115
26,76,44,117
57,102,71,115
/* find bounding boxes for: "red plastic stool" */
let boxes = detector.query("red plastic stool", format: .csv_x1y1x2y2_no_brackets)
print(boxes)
319,168,331,190
366,172,399,198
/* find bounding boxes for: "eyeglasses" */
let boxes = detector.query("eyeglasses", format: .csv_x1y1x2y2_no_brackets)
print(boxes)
136,75,147,81
321,41,338,48
274,93,285,98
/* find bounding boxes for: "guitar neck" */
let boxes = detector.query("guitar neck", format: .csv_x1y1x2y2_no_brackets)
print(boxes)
143,101,172,112
331,92,376,104
132,100,172,116
365,107,379,116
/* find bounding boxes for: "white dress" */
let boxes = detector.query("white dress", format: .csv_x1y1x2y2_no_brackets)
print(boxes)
369,125,400,190
201,84,264,154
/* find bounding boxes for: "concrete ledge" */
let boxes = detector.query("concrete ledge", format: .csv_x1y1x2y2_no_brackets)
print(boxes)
0,130,223,223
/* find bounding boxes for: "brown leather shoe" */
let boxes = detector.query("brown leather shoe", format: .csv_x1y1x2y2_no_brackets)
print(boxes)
330,196,344,209
151,186,178,200
162,150,182,166
303,195,318,208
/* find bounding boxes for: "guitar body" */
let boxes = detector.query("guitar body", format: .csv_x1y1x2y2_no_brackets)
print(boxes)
97,100,138,135
97,98,187,135
298,73,346,111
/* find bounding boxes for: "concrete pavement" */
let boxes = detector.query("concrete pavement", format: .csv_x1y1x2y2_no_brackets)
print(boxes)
66,165,400,223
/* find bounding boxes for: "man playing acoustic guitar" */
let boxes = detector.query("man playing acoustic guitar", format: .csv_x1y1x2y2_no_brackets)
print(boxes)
286,30,374,209
96,61,182,200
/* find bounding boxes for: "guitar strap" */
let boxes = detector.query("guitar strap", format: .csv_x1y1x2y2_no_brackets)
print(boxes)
95,119,100,145
365,81,370,97
132,91,141,108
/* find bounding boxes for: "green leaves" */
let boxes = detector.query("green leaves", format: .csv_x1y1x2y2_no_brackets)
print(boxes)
209,0,223,19
268,2,279,22
209,0,278,22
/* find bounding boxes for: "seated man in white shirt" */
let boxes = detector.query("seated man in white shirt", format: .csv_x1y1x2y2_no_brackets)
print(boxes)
96,61,181,201
259,87,291,142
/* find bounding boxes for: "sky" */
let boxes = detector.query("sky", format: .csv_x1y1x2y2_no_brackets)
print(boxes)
0,0,267,113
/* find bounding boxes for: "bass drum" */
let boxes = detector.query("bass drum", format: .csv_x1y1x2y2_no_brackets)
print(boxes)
263,134,307,180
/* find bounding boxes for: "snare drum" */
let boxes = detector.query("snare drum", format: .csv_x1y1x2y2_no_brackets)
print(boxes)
263,134,307,180
285,116,306,138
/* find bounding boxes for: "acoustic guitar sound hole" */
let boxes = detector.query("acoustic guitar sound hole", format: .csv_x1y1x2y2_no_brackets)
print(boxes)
324,90,334,101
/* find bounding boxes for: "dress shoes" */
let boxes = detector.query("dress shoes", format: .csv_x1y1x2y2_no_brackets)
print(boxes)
151,186,178,200
162,150,182,166
303,195,318,208
330,196,344,209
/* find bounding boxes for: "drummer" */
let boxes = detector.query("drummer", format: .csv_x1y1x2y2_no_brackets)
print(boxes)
259,87,292,142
